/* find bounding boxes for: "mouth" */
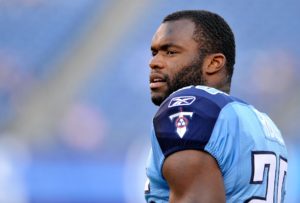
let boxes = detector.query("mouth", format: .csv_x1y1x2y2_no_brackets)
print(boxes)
149,73,167,89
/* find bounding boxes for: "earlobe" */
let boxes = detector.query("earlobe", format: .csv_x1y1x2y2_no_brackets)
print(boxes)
204,53,226,75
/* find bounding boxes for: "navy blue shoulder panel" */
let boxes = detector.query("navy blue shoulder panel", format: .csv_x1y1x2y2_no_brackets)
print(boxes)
153,86,245,157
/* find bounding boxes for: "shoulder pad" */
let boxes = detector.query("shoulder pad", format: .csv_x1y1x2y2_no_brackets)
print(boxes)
153,86,242,157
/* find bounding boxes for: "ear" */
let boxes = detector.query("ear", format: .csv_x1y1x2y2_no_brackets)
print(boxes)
203,53,226,75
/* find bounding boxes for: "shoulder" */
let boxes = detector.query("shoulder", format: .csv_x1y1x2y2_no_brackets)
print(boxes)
155,85,244,120
153,86,245,157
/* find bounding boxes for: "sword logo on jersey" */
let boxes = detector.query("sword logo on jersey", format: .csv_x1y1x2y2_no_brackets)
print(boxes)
169,109,193,138
168,96,196,108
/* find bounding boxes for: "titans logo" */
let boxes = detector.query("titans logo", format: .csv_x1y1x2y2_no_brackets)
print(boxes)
169,110,193,138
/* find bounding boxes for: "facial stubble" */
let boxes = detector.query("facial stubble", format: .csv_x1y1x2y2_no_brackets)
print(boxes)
151,57,205,106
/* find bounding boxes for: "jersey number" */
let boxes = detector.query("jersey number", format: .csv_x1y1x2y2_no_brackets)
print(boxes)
246,152,287,203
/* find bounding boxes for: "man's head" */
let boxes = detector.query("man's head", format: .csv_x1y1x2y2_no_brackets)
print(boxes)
149,10,235,106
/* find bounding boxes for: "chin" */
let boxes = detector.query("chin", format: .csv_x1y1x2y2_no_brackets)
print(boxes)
151,97,164,106
151,92,166,106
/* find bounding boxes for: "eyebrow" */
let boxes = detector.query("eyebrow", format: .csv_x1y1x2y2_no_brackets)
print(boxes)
151,43,182,51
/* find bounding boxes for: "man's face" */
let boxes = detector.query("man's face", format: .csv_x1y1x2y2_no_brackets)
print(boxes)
149,19,205,106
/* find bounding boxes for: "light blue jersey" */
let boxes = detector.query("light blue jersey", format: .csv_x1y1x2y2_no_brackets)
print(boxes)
145,86,288,203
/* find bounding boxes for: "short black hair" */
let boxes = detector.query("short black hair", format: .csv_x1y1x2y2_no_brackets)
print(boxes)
163,10,235,84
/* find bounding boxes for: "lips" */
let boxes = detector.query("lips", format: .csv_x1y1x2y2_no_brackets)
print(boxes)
150,73,166,89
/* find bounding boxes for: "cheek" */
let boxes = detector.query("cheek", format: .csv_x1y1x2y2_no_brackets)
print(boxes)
167,63,185,79
167,59,182,71
164,54,197,79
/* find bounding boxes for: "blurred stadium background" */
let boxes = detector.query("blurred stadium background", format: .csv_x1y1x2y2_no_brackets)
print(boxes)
0,0,299,202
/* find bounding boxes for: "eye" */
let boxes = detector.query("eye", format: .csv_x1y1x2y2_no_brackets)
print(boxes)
166,50,177,56
151,50,157,57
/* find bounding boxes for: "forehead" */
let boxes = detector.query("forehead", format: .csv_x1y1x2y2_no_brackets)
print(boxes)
151,19,196,47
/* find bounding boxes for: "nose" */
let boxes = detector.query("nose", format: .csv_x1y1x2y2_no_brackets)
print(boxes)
149,54,164,70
